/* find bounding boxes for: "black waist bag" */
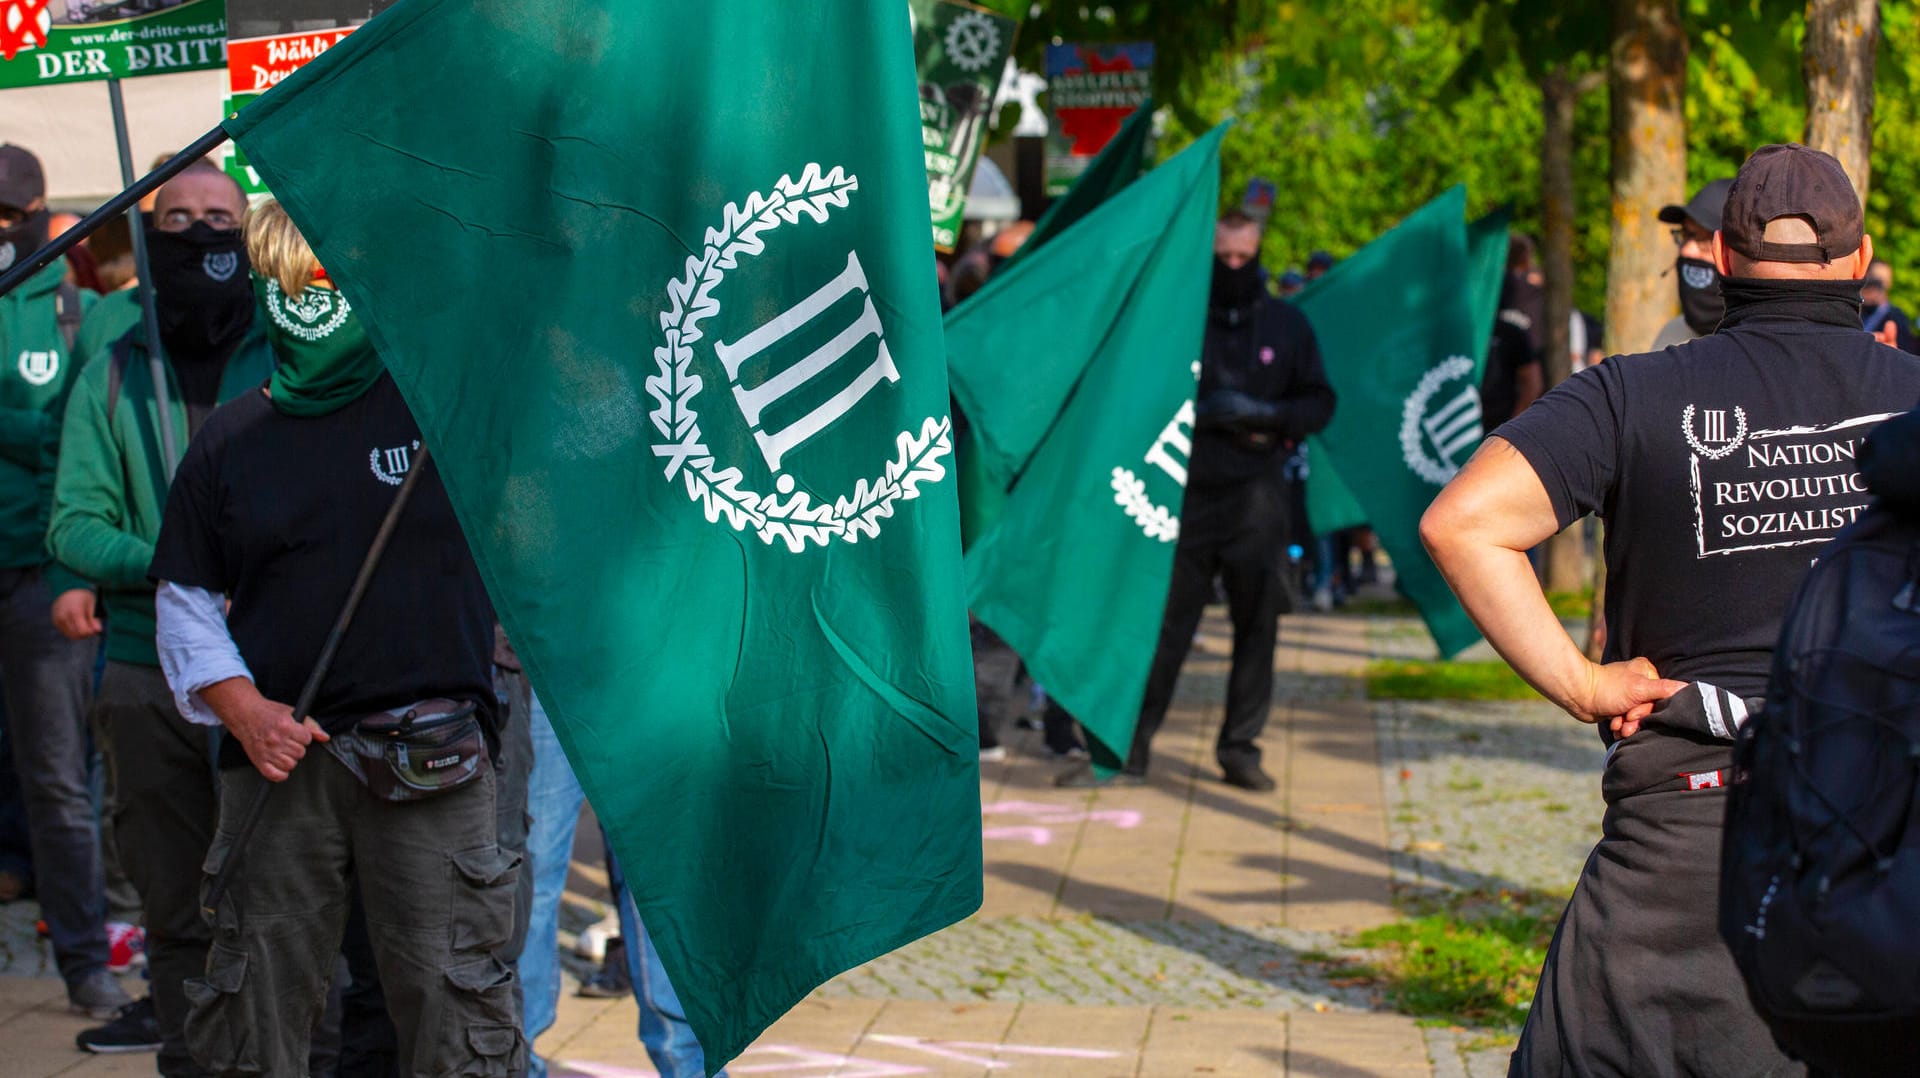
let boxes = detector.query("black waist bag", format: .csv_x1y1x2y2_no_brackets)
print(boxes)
1721,506,1920,1046
326,698,486,802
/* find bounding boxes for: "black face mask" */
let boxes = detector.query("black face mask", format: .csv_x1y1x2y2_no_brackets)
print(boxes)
1210,257,1264,314
144,221,254,361
0,207,49,274
1676,256,1725,336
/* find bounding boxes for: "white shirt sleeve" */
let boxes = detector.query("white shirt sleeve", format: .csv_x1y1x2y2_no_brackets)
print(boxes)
155,581,253,727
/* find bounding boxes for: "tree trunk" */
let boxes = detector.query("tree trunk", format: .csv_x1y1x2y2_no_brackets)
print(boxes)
1802,0,1879,205
1604,0,1688,358
1539,67,1598,596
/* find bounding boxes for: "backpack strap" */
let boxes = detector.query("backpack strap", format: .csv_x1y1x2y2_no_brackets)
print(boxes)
105,335,132,419
55,281,82,355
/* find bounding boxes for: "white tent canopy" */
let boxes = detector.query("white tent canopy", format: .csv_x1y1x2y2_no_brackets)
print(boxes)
965,156,1019,222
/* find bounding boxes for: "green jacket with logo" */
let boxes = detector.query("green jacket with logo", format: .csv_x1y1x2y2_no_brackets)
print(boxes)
0,260,90,591
49,322,276,665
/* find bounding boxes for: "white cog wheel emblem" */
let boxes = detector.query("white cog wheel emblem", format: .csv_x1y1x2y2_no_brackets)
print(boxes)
945,11,1001,73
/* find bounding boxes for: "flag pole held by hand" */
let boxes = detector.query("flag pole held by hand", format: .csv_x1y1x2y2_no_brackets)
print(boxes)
201,446,434,919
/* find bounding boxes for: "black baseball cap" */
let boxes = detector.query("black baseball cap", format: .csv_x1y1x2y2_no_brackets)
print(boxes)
1721,144,1863,264
0,145,44,213
1658,178,1734,232
1307,250,1334,270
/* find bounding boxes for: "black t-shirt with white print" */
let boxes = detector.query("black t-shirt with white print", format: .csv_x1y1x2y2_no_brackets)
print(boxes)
1498,287,1920,703
149,373,497,764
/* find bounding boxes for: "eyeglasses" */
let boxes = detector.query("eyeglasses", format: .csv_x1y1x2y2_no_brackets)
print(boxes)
1671,226,1712,248
156,207,239,232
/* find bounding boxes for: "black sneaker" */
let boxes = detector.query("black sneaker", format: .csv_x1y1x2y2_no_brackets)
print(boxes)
1220,761,1277,793
576,937,631,998
77,996,162,1053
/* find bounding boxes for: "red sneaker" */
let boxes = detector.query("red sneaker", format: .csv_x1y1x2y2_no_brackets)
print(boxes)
106,923,146,975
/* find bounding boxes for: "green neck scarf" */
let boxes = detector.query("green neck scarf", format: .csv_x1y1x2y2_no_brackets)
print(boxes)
257,275,385,416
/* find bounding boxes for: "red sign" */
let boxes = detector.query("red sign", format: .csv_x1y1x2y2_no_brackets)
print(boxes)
227,26,353,92
0,0,52,63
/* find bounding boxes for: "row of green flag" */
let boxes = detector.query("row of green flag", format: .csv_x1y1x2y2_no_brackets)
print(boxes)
220,0,1507,1065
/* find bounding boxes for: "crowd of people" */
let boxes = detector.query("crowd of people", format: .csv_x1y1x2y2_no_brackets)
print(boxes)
1,131,1918,1078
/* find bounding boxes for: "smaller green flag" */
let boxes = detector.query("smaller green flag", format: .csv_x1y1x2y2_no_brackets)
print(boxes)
950,126,1225,762
1296,187,1492,657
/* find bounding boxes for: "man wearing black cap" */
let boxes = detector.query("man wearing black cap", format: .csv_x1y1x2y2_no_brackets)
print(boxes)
1653,177,1735,350
0,143,132,1020
1423,143,1920,1076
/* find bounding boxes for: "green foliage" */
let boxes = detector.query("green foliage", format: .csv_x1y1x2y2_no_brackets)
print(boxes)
1125,0,1919,321
1365,660,1538,701
1545,590,1592,620
1350,890,1562,1028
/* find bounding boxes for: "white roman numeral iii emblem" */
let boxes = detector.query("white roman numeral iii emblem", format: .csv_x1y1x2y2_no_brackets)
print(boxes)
1422,385,1483,465
1143,400,1197,487
713,250,900,472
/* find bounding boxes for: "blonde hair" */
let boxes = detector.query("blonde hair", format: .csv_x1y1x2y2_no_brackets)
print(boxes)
244,197,322,297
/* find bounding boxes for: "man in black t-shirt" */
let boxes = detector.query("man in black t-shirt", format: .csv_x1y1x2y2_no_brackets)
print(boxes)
1058,212,1335,792
149,202,518,1077
1423,144,1920,1076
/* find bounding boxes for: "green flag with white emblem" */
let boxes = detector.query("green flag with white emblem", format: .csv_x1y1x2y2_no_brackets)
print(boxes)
949,126,1224,766
1296,187,1486,657
1306,206,1510,540
224,0,980,1063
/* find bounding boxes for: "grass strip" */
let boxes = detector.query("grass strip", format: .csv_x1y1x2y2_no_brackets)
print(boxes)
1364,660,1539,701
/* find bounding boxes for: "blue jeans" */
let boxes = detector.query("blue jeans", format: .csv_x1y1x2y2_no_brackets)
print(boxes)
518,693,719,1078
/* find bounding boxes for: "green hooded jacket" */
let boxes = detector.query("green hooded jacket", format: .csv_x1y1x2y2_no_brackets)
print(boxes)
49,322,276,665
0,260,91,588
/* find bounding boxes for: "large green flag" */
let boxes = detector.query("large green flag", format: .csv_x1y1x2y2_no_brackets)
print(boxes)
1305,206,1509,539
226,0,980,1063
949,126,1223,764
1295,187,1487,657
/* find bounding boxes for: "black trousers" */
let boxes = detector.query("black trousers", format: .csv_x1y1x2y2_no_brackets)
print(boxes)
1126,474,1291,776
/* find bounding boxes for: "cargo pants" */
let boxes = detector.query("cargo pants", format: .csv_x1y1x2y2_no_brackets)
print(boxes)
187,745,524,1077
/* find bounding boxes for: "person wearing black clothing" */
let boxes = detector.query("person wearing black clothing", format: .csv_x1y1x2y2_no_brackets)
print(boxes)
1862,259,1917,354
1482,295,1544,429
1424,144,1920,1077
150,201,520,1078
1061,212,1334,792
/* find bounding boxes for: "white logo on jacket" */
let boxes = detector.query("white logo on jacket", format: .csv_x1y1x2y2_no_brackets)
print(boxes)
17,350,57,386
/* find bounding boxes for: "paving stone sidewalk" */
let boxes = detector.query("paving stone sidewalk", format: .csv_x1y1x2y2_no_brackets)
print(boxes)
1,609,1605,1076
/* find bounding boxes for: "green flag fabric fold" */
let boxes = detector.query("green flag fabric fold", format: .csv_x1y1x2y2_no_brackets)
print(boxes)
949,126,1225,765
1295,187,1492,657
226,0,981,1063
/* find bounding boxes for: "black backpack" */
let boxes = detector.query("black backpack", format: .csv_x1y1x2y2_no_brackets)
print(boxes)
1721,503,1920,1060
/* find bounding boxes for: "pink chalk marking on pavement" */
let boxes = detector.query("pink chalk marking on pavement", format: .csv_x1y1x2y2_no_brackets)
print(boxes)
554,1036,1122,1076
979,800,1144,837
980,825,1054,846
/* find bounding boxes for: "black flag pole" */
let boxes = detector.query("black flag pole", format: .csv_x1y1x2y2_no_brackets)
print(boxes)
202,447,435,919
107,78,183,477
0,123,230,302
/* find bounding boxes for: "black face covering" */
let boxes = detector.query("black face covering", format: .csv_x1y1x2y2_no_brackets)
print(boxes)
1676,256,1725,336
0,207,49,274
1210,257,1264,316
144,221,254,366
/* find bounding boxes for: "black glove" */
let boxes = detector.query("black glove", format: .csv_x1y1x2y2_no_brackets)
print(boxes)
1196,389,1280,432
